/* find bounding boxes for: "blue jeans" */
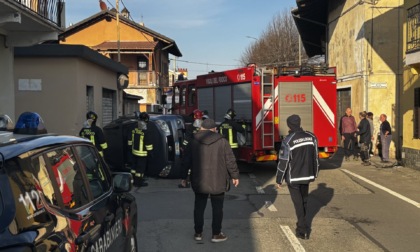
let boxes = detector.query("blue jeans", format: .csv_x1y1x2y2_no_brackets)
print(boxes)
194,192,225,235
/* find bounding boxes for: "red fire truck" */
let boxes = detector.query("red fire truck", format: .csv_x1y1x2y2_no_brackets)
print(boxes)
172,64,337,162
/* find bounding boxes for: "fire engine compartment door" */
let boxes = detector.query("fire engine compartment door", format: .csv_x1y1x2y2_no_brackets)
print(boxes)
233,83,252,121
278,81,313,137
214,86,231,123
198,87,214,119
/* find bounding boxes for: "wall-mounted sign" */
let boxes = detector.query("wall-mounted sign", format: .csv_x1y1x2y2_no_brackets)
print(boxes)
369,82,387,89
18,79,42,91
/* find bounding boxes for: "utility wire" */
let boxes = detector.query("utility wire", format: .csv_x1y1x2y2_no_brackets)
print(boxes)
170,58,239,67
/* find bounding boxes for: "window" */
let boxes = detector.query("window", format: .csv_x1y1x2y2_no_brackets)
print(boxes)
45,147,82,209
180,87,186,106
414,87,420,138
75,145,110,199
407,5,420,52
174,86,180,105
86,86,94,112
31,155,56,206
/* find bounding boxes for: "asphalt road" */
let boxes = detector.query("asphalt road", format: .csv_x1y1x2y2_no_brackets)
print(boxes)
132,148,420,252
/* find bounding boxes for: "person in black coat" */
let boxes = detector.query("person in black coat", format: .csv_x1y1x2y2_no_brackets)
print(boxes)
356,111,372,165
181,119,239,243
276,114,319,240
379,114,392,163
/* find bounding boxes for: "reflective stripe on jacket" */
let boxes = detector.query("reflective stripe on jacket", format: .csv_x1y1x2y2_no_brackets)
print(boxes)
128,128,153,157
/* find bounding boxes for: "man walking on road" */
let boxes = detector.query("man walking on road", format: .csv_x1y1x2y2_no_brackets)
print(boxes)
182,119,240,243
276,114,319,240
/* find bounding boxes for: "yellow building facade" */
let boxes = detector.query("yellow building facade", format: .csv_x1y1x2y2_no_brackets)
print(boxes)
294,0,403,160
403,0,420,170
328,0,403,159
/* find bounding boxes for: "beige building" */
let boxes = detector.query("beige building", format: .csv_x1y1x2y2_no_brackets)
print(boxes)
293,0,403,160
14,44,128,136
0,0,64,121
59,8,182,113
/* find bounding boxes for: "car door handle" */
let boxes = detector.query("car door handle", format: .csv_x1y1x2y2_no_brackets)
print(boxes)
104,213,114,222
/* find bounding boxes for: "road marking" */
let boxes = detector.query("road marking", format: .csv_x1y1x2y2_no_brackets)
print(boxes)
341,169,420,208
264,201,278,212
280,225,306,252
255,186,265,194
248,173,256,179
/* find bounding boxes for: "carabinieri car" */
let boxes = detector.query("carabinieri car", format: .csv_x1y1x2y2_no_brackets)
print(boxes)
0,112,138,252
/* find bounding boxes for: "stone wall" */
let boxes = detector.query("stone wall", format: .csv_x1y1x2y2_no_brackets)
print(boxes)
402,147,420,171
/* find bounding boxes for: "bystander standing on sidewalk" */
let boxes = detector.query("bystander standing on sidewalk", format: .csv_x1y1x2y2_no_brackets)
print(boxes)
379,114,392,163
367,112,375,156
356,111,372,166
339,108,359,161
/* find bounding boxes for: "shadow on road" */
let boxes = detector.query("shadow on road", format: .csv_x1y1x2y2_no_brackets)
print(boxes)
319,147,345,170
307,182,334,231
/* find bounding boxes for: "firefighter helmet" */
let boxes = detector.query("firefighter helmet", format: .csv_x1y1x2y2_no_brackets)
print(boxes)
86,111,98,121
226,108,236,119
193,109,204,120
139,112,150,122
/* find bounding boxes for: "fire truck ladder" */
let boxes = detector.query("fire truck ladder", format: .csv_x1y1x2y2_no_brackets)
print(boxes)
261,68,275,149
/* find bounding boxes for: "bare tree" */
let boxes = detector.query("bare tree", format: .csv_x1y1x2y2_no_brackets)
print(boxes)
240,10,308,67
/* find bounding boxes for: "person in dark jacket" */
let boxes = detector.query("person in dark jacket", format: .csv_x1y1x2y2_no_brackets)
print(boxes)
367,112,375,156
182,118,240,243
180,109,204,188
217,108,245,159
356,111,372,166
276,114,319,240
379,113,392,163
79,111,108,157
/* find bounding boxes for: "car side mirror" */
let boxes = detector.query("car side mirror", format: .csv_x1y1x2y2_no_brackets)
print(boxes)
112,172,133,193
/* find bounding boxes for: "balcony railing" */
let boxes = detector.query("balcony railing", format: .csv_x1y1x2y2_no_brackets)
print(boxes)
128,70,158,86
407,4,420,52
13,0,64,26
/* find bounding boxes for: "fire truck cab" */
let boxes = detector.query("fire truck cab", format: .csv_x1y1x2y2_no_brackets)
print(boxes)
172,64,337,162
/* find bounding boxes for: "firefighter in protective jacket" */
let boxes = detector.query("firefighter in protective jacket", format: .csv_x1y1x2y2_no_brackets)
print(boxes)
79,111,108,156
128,112,153,187
217,108,245,158
182,109,204,148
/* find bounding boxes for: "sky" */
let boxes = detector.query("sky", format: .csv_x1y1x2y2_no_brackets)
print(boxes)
65,0,297,79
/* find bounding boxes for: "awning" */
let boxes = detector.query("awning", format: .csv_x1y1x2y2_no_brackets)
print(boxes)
123,90,143,100
292,0,329,57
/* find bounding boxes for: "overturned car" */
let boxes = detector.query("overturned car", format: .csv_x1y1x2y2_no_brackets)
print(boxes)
103,114,185,179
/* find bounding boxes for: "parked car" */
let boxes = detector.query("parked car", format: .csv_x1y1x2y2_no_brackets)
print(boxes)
0,112,138,252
